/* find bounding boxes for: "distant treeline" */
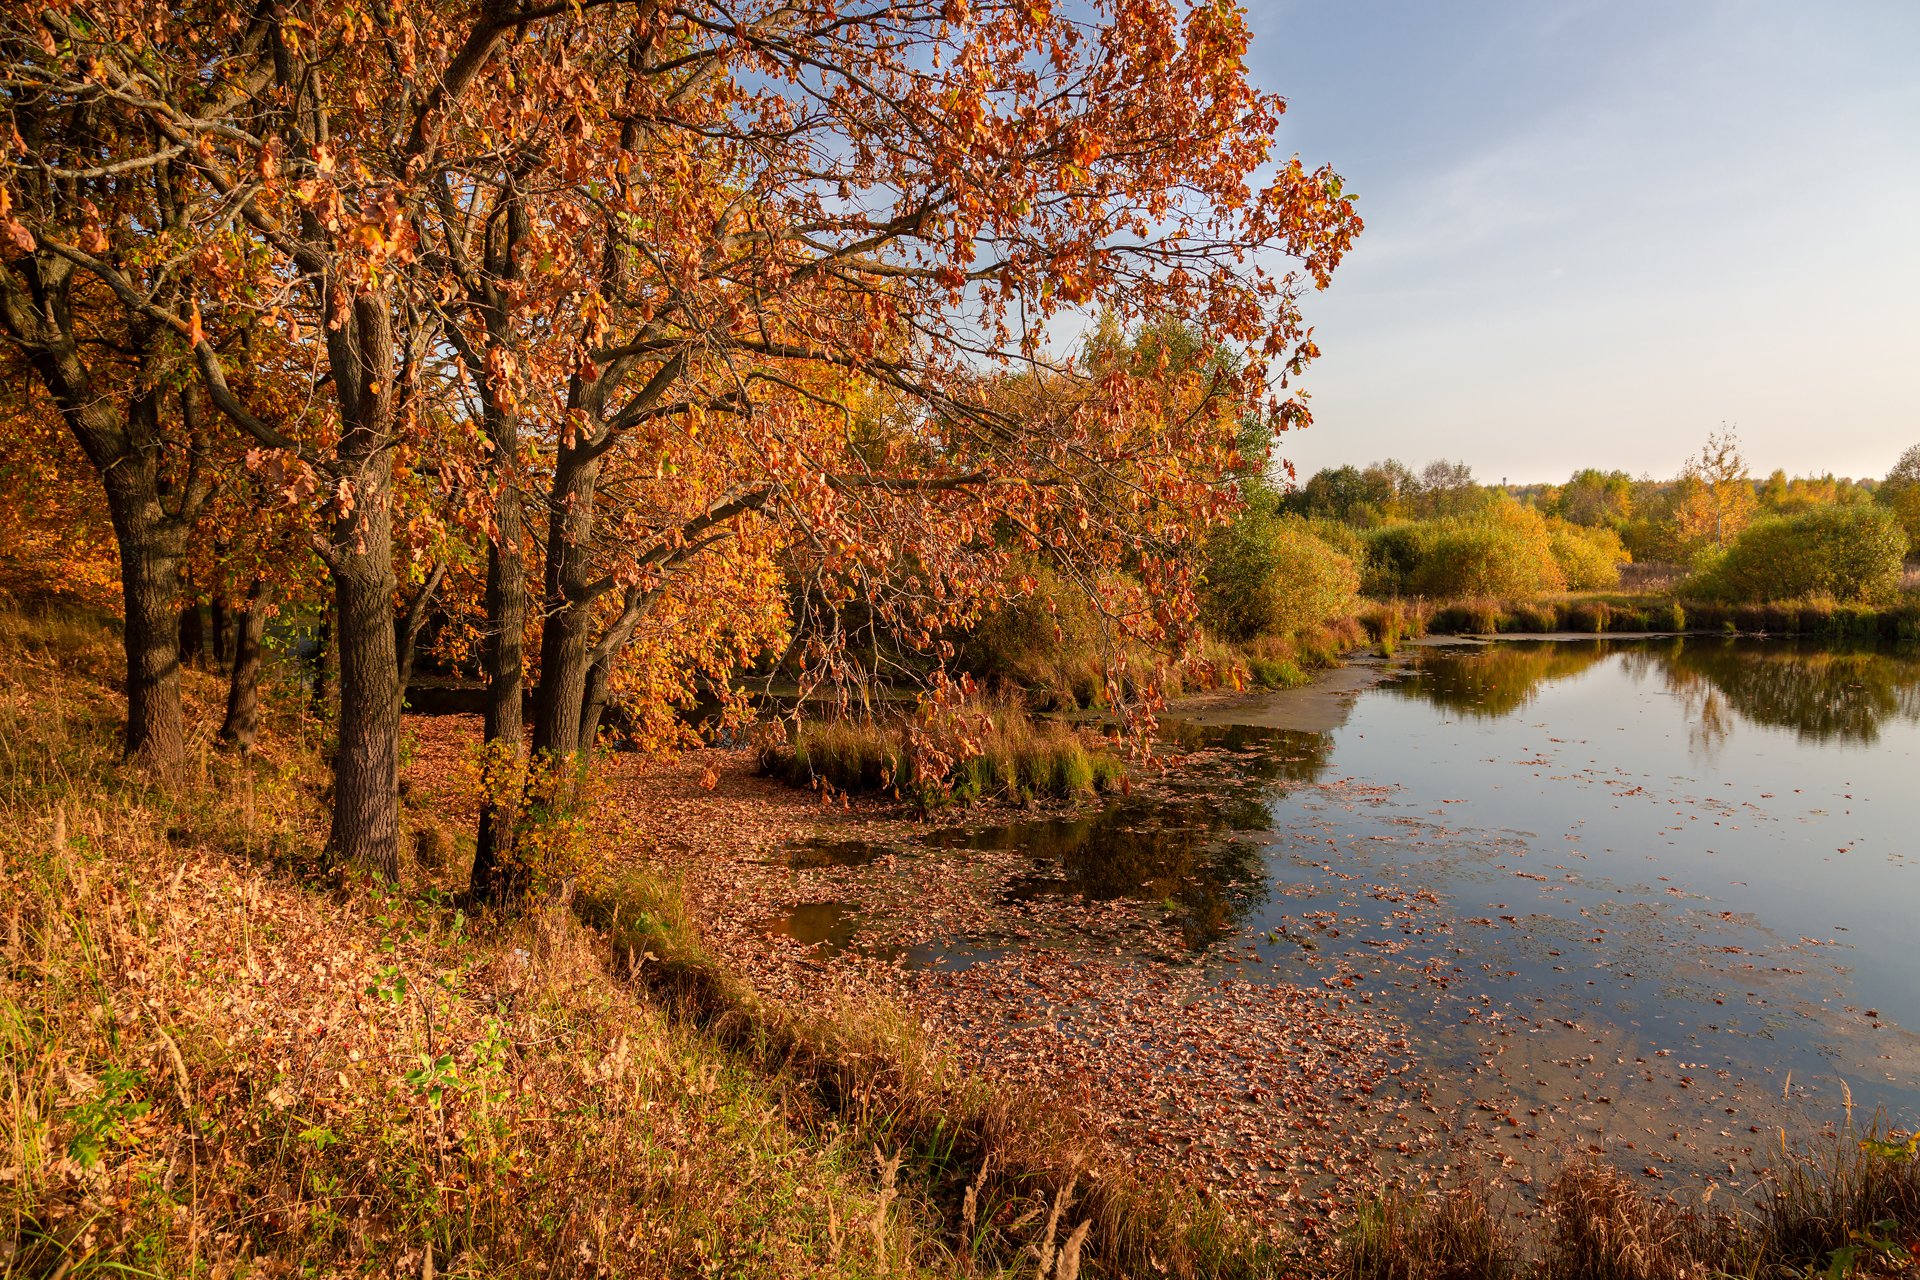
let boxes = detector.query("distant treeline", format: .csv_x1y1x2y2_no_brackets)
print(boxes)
1254,430,1920,608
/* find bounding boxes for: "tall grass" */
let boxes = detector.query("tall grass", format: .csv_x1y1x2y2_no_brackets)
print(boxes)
1337,1131,1920,1280
761,704,1125,807
1372,591,1920,642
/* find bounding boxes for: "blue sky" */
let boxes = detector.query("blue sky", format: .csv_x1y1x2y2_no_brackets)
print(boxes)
1247,0,1920,485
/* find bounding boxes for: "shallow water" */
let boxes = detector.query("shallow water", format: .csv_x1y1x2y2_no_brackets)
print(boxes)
770,636,1920,1181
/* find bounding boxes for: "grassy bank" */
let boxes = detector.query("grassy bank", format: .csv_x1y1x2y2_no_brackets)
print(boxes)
1361,593,1920,644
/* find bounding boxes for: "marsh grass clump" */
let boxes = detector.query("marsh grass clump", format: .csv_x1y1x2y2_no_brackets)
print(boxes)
1540,1162,1735,1280
1330,1132,1920,1280
761,703,1125,807
1339,1190,1515,1280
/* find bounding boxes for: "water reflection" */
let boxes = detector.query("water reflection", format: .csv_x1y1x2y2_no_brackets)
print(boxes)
920,723,1333,948
1386,643,1608,718
1396,638,1920,745
1641,640,1920,745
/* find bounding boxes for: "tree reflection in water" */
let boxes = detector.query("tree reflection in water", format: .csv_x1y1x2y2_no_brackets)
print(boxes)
1386,642,1609,719
1396,637,1920,747
926,722,1334,948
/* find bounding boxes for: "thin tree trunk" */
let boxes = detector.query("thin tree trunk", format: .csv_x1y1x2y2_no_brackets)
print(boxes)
178,596,206,669
576,583,659,754
219,578,268,750
310,618,336,722
394,559,447,696
470,487,527,902
210,591,233,670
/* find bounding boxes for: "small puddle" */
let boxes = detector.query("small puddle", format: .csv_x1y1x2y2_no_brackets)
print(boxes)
764,899,863,956
783,837,898,869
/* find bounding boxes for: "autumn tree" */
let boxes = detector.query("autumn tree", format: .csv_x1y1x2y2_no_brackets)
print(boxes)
1878,444,1920,554
0,72,226,770
1673,425,1756,556
397,2,1361,901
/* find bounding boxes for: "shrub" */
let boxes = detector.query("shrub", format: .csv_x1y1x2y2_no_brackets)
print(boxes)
1412,506,1564,600
1202,513,1360,641
1361,504,1568,601
1549,519,1630,589
1361,522,1438,597
1688,505,1909,603
962,561,1108,709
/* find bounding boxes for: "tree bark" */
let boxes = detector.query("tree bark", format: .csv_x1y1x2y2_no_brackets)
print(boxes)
321,285,405,881
469,483,527,902
219,577,267,750
531,443,603,763
576,583,660,754
178,596,206,669
108,498,189,773
210,591,234,669
394,559,446,695
326,457,401,881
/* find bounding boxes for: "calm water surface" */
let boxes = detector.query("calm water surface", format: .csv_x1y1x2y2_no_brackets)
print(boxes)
778,636,1920,1177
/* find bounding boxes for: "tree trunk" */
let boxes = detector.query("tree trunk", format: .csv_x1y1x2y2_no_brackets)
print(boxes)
326,465,401,881
219,578,268,750
322,289,404,882
576,583,659,754
531,449,602,762
210,591,233,670
1,266,196,775
469,485,528,902
577,653,614,755
310,618,337,723
178,597,206,669
108,503,188,773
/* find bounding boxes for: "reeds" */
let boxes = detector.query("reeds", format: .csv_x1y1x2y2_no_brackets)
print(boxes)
762,704,1125,807
1336,1132,1920,1280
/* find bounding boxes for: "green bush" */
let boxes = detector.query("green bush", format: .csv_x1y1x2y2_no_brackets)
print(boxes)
1688,505,1909,603
1360,522,1438,596
1362,504,1568,600
962,561,1107,709
1548,520,1629,589
1202,513,1360,641
1411,504,1564,599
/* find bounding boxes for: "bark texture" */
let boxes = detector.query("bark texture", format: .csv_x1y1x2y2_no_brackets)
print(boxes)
218,578,267,749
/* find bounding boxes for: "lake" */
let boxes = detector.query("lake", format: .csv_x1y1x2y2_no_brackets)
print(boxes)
769,635,1920,1201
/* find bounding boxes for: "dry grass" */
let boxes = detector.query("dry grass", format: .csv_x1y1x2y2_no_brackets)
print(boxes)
0,602,961,1278
1336,1141,1920,1280
1376,591,1920,642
